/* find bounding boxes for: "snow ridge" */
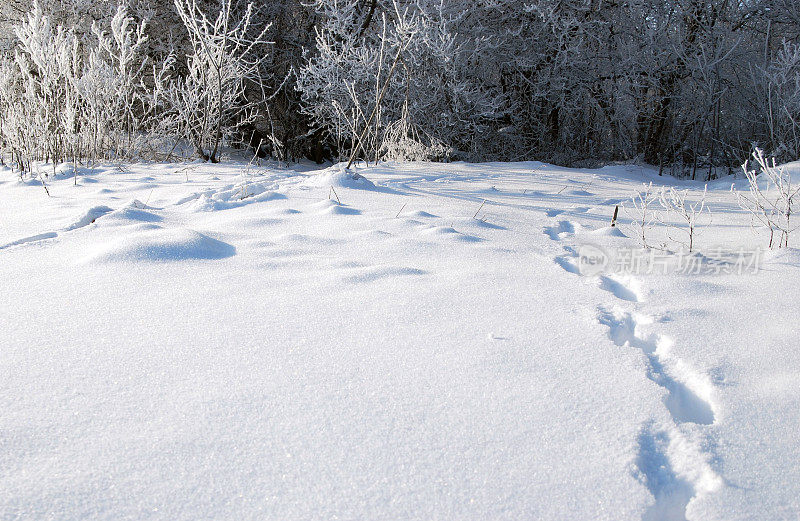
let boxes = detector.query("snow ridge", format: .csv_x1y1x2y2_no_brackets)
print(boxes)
544,218,723,521
0,205,113,250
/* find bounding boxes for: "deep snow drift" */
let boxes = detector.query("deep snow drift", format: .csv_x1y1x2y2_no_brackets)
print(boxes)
1,160,798,520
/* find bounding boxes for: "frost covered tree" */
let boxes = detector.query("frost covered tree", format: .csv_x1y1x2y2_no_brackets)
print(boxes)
155,0,271,162
760,41,800,163
296,0,507,162
0,0,798,168
82,4,150,160
659,185,710,252
0,0,153,169
6,1,81,168
734,148,800,248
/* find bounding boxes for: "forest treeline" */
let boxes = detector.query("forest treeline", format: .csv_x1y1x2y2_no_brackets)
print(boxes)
0,0,798,177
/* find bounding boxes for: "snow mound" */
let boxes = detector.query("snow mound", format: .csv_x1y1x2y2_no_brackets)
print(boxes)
82,228,235,263
325,205,361,216
103,200,162,224
302,168,376,190
470,219,507,230
588,226,627,238
311,199,362,215
63,205,113,231
181,182,285,212
405,210,437,218
0,232,58,250
270,208,301,216
420,225,483,242
105,207,162,224
213,182,284,202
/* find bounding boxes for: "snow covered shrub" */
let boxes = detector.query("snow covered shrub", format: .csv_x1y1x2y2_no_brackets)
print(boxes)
296,0,503,163
379,103,451,162
12,1,80,166
296,1,407,161
733,148,799,249
2,0,798,167
155,0,271,163
0,57,33,172
659,186,710,253
82,4,149,160
0,1,153,169
623,182,659,249
400,1,504,158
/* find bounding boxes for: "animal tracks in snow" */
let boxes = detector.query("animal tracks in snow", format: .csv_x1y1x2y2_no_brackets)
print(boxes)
543,219,579,240
597,306,716,426
554,256,580,274
543,212,721,520
632,417,723,521
636,425,694,521
545,221,645,302
598,274,642,302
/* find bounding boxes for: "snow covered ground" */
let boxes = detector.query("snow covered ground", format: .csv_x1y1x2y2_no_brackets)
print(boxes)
1,159,798,520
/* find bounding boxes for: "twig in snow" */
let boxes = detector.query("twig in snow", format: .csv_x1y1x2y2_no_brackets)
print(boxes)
473,199,486,219
330,186,341,205
35,165,50,197
396,203,406,218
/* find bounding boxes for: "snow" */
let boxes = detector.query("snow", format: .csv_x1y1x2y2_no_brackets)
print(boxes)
1,160,799,520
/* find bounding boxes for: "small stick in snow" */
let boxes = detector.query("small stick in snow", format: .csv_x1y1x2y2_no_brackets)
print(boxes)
396,203,406,218
330,186,341,205
557,185,567,194
473,199,486,219
611,205,619,227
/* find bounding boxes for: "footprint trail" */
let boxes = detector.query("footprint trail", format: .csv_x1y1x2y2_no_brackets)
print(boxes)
542,212,722,520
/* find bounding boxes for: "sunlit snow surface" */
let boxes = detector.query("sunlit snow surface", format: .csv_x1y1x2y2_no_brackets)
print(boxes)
1,160,798,520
